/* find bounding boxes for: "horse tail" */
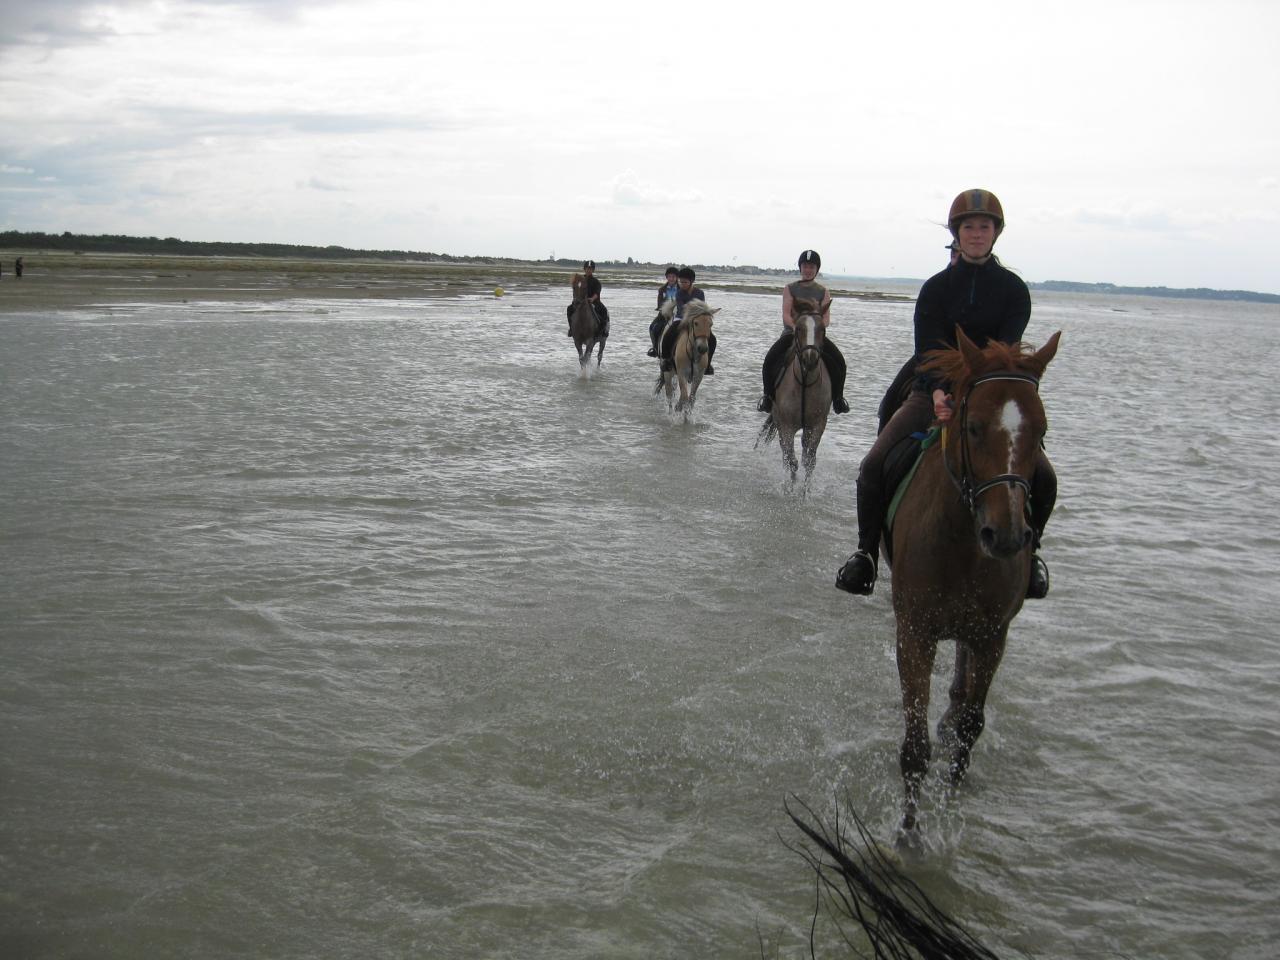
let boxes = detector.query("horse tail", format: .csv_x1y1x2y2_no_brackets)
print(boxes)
784,795,1000,960
754,414,778,449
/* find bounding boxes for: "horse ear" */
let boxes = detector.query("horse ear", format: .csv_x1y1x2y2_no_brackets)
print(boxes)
822,300,832,316
1031,331,1061,372
709,307,722,315
956,326,983,369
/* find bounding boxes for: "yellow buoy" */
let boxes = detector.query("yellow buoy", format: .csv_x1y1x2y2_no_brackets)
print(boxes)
494,286,504,297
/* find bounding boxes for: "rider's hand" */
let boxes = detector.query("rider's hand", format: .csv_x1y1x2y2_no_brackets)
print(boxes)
933,390,954,422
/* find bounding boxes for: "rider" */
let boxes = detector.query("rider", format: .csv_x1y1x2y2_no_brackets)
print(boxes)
648,266,680,356
658,267,717,374
566,260,609,335
757,250,849,414
877,239,964,431
835,189,1056,599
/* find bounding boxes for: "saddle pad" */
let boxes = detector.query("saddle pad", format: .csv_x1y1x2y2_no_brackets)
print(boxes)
885,427,941,534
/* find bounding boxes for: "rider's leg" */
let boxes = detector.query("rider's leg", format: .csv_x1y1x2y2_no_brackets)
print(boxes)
1026,448,1057,599
758,332,793,411
823,338,850,413
705,332,717,375
648,316,666,356
836,391,933,595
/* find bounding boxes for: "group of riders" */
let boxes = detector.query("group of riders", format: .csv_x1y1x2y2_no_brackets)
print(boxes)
566,188,1056,601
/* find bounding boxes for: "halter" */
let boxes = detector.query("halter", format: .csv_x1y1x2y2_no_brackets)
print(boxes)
942,371,1041,514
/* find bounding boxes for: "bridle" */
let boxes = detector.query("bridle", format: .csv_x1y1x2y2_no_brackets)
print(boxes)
942,371,1041,514
790,314,824,389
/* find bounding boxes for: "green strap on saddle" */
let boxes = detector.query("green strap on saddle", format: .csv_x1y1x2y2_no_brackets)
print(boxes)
885,427,941,533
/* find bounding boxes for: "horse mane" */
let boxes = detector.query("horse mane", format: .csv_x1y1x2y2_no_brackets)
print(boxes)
791,297,821,316
683,300,716,322
918,335,1049,399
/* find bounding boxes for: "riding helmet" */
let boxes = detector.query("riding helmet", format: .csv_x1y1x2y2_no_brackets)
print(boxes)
582,260,596,269
798,249,821,270
947,189,1005,235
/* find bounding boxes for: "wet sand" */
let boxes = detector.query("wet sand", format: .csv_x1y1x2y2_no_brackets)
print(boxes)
0,251,914,311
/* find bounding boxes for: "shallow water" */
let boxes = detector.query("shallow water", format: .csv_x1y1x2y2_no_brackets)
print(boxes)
2,285,1278,958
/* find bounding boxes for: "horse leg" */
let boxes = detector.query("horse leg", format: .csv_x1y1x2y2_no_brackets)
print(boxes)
779,425,799,486
936,645,971,749
595,338,606,366
896,627,939,836
945,632,1008,787
801,422,824,488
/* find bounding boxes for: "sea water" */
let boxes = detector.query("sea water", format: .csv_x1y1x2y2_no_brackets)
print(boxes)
2,284,1278,958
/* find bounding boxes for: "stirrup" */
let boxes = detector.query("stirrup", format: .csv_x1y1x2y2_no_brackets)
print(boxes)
757,396,773,413
1026,554,1050,599
835,550,877,595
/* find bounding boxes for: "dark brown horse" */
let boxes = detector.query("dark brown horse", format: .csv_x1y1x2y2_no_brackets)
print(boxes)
756,298,832,490
887,328,1061,836
569,273,606,371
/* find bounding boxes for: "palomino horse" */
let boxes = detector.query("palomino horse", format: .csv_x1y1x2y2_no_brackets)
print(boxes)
659,301,719,415
569,273,607,369
887,328,1061,837
756,298,832,489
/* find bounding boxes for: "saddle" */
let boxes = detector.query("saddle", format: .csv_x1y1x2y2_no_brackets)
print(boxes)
880,428,941,565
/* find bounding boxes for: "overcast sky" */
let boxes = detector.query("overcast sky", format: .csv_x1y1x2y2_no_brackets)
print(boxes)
2,0,1277,292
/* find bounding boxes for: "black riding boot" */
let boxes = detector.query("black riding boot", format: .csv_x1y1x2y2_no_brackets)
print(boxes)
836,479,883,595
758,332,792,411
705,333,717,375
823,340,850,413
1026,453,1056,599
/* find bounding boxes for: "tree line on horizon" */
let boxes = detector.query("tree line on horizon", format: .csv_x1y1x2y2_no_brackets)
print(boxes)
3,231,1274,302
0,230,789,278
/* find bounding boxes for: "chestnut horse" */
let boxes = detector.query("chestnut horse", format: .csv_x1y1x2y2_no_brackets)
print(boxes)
659,301,719,415
756,298,832,490
887,328,1061,837
569,273,607,369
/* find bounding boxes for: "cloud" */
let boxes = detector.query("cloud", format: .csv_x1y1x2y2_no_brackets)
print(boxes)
1,164,36,175
609,170,701,208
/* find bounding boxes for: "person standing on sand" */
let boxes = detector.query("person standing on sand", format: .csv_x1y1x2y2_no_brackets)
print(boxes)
14,257,22,278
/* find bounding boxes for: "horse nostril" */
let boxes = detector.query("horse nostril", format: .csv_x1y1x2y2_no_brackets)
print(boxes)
979,527,997,551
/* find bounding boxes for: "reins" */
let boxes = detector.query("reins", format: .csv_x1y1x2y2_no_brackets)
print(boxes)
941,371,1041,513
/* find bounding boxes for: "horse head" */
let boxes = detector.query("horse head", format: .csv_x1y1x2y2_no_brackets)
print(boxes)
920,328,1061,559
683,302,719,353
571,273,589,305
790,298,828,374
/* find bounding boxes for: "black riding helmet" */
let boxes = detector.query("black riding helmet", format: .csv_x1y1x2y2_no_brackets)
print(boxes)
798,249,821,270
583,260,596,269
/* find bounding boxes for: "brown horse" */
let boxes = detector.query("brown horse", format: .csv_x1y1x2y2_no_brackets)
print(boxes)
887,328,1061,837
569,273,606,370
660,301,719,415
756,298,832,490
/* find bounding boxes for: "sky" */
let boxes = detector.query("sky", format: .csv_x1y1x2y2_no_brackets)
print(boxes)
2,0,1278,293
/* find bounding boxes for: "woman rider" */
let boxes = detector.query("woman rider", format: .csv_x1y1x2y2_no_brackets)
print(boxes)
835,189,1055,598
757,250,849,414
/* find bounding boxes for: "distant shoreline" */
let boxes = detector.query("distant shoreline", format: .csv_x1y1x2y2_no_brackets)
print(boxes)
0,249,916,310
2,230,1277,305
